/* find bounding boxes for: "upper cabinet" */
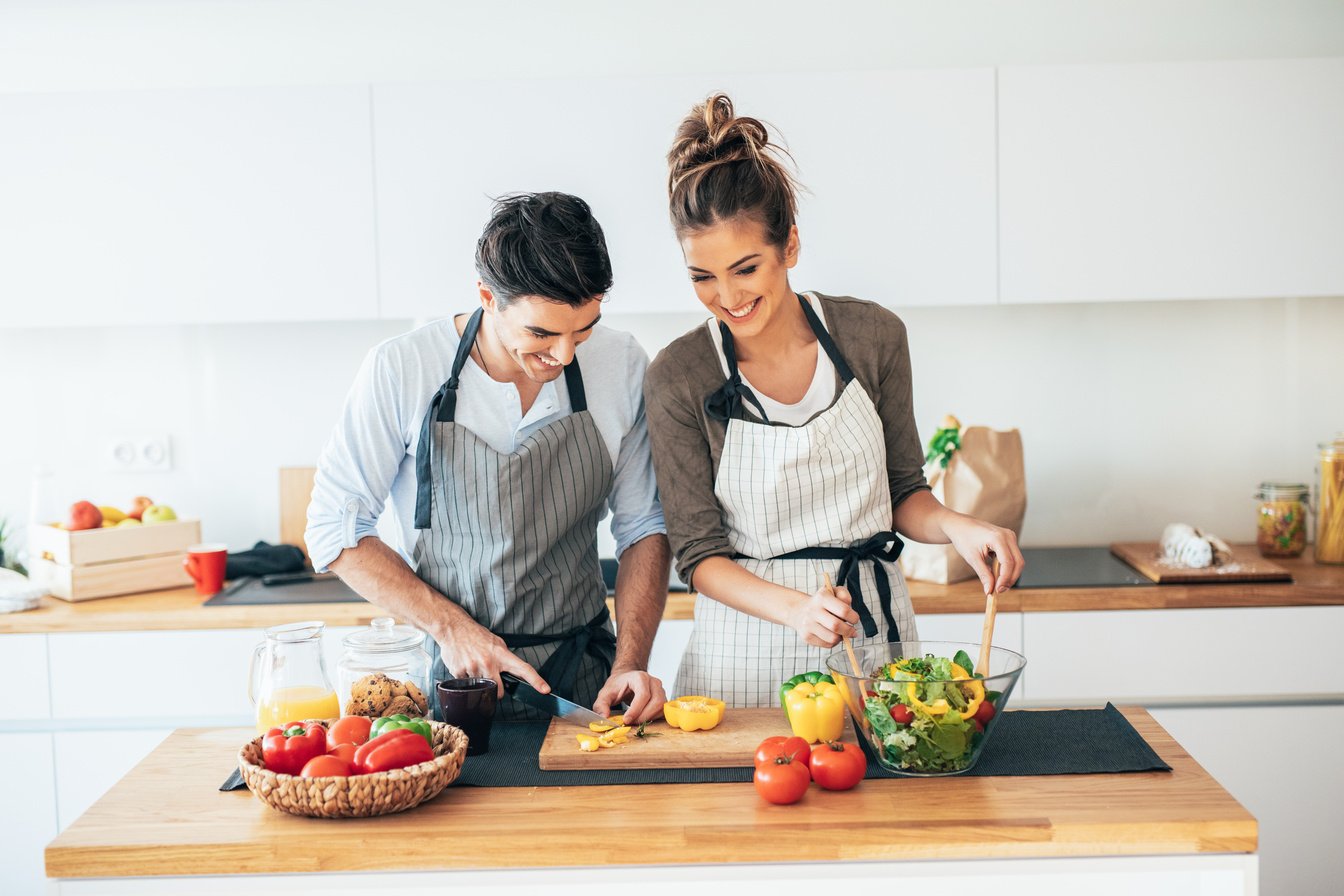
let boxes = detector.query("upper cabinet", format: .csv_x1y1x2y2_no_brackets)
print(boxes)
372,68,998,318
0,86,378,326
999,58,1344,304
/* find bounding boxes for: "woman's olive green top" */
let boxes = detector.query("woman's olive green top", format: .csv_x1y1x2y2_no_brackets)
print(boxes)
643,293,930,585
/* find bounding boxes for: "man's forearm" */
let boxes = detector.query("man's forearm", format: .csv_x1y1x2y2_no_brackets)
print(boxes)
328,535,474,645
610,533,671,673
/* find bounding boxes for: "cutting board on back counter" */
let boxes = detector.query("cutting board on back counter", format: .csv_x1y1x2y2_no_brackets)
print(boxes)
1110,542,1293,584
537,706,855,770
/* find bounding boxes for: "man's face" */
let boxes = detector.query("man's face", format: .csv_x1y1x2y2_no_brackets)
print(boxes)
483,291,603,384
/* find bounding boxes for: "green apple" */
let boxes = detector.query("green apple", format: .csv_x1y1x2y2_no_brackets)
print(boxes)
116,518,143,527
140,505,177,524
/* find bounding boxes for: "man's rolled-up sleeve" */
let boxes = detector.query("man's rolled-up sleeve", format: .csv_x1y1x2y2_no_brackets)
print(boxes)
306,346,409,573
607,343,667,559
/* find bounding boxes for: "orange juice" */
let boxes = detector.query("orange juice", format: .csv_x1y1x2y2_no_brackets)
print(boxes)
255,685,340,733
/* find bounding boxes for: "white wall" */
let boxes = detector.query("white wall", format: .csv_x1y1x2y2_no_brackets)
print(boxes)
2,296,1339,559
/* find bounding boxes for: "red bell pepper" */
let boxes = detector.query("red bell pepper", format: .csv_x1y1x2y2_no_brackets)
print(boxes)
355,727,435,773
261,721,328,776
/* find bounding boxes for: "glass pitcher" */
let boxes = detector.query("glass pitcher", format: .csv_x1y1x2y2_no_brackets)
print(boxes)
248,621,339,733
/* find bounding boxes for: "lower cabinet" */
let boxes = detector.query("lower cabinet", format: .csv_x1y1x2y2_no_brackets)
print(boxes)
1152,704,1344,896
0,733,57,896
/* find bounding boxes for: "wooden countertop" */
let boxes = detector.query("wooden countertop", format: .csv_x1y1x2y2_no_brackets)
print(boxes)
5,550,1341,635
44,707,1256,879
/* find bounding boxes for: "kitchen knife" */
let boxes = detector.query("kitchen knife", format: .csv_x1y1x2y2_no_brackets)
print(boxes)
500,671,607,727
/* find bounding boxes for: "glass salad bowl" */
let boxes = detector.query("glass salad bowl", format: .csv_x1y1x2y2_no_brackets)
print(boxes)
826,641,1026,777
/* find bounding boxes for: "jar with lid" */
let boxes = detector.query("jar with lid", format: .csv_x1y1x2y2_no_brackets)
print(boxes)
1253,482,1309,558
1317,437,1344,565
337,617,432,718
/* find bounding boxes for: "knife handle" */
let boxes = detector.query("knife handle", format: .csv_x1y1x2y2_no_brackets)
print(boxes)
499,671,521,694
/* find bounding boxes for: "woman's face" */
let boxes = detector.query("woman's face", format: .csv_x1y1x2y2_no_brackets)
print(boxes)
680,217,799,338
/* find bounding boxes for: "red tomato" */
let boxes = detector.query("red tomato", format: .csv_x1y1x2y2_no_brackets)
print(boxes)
889,704,914,725
328,715,373,747
327,742,357,762
753,755,810,805
808,741,866,791
972,719,985,734
973,701,996,725
299,755,354,778
754,735,812,773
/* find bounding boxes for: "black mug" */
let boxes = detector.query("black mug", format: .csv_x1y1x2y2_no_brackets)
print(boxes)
436,678,498,756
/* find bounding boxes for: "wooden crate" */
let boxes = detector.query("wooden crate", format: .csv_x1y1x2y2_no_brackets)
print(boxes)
28,519,202,601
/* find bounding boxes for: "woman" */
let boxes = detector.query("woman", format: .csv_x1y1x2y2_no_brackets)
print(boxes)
644,95,1024,707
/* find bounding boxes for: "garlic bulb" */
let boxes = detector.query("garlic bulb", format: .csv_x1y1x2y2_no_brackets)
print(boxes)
1160,523,1231,568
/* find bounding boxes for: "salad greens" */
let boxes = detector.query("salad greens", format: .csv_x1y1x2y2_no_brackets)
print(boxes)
862,649,996,773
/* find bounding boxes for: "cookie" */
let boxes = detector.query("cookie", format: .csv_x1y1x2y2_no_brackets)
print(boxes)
385,695,420,717
404,680,428,713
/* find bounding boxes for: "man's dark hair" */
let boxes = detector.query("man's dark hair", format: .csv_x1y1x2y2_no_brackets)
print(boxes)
475,192,613,306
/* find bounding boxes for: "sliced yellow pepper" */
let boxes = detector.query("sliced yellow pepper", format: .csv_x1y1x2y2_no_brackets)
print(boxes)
783,680,846,743
662,696,726,732
576,733,602,751
950,662,985,720
588,715,627,733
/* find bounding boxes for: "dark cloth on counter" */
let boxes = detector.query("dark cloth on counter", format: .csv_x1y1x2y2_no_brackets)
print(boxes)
225,541,307,579
643,293,930,586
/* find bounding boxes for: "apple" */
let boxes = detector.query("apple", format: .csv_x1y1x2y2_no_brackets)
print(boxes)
101,520,117,528
116,518,142,528
98,505,127,524
141,504,177,524
66,501,103,531
126,496,154,521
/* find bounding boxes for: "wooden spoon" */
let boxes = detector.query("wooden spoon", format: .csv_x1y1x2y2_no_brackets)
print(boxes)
977,555,1000,677
823,572,864,679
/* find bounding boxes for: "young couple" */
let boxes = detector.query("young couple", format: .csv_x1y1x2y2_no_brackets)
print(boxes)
307,94,1024,725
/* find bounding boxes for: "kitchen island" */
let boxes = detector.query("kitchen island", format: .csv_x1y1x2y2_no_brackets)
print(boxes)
44,707,1256,894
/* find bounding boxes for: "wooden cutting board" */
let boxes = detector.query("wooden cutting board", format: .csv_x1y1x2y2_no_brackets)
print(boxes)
537,706,856,770
1110,542,1292,584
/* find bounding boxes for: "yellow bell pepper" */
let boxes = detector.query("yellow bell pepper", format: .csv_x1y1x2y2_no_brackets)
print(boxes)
783,680,846,743
905,663,985,720
662,696,726,732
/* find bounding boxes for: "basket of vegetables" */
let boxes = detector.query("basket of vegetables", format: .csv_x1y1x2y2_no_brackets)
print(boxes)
826,641,1025,776
238,714,468,817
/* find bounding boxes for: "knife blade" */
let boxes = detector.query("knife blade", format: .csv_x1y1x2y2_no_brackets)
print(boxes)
500,672,607,727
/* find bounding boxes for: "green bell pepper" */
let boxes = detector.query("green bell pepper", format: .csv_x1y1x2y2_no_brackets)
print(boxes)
369,713,433,747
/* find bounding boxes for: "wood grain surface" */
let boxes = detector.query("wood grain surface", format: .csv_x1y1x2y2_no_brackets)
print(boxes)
1111,542,1292,584
4,549,1342,635
43,707,1257,879
537,706,855,770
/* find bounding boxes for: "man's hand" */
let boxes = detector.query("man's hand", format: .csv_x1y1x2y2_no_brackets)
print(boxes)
593,668,667,724
436,616,549,700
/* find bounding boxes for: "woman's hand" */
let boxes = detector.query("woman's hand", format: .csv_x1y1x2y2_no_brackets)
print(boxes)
943,514,1025,595
787,584,860,648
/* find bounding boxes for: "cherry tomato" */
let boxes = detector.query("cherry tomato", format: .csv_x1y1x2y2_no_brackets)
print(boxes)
807,741,866,791
754,735,812,772
328,715,373,747
753,755,810,805
889,704,914,725
299,754,354,778
327,742,357,762
973,701,996,725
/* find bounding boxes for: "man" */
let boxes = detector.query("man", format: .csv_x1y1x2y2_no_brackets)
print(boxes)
307,192,671,722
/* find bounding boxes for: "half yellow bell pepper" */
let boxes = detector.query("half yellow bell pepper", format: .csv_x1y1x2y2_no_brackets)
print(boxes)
783,680,846,743
662,696,726,732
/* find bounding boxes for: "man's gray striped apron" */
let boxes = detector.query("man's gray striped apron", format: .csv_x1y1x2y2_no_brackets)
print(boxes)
412,308,615,721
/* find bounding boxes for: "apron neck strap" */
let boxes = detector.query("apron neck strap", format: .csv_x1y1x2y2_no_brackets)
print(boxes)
563,354,588,413
797,293,855,384
414,309,483,529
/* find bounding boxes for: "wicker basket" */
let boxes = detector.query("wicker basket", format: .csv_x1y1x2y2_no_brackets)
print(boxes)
238,719,468,818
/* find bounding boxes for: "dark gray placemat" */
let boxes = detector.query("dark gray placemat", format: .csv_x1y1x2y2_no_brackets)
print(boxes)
1015,547,1151,589
451,703,1169,787
204,576,365,606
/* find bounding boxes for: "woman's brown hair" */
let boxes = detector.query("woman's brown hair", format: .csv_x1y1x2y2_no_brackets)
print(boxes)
666,93,801,248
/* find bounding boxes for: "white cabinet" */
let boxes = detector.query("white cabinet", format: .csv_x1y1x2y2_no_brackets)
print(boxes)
999,58,1344,303
372,68,997,318
0,733,56,896
0,634,50,720
0,85,378,326
1019,606,1344,705
1153,705,1344,896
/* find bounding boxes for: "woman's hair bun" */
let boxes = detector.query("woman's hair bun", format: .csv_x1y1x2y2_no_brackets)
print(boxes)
667,93,800,246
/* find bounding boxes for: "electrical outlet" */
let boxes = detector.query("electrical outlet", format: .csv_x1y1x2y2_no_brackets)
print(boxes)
104,434,173,473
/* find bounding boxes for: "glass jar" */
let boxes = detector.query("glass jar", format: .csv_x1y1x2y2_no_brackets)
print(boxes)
1253,482,1309,558
1317,438,1344,565
336,617,432,718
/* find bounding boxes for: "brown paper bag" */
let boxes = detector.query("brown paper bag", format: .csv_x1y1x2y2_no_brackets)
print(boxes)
899,425,1026,584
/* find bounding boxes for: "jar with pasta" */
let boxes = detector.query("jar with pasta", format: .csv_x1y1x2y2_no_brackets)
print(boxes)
1317,439,1344,565
1253,482,1308,558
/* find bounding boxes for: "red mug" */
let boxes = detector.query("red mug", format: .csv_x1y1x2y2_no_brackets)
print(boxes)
183,543,228,595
